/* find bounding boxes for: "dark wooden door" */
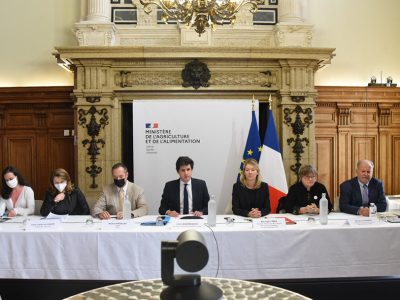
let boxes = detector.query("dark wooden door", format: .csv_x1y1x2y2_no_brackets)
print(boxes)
0,87,74,200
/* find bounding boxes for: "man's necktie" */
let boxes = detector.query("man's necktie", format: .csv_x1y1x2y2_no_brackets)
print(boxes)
118,188,124,211
183,183,189,214
362,184,369,206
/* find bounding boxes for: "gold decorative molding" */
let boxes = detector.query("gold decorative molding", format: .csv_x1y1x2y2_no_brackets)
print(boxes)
113,70,279,89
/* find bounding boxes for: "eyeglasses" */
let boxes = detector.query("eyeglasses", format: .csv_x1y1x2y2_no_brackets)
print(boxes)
304,175,316,180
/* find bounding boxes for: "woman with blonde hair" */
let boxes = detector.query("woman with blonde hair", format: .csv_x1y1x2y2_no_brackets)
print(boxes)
232,158,270,218
40,168,90,216
285,164,332,215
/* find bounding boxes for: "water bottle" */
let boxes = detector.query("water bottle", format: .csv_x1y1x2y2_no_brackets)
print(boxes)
123,194,131,220
369,203,377,218
319,193,328,225
207,194,216,227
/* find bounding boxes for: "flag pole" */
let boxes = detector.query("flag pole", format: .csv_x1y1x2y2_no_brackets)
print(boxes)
268,94,272,110
252,95,256,111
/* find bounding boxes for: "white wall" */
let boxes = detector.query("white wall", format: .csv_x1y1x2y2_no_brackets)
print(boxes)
0,0,399,87
307,0,400,86
0,0,80,86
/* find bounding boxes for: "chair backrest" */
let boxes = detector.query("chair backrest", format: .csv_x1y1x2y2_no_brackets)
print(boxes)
276,196,287,213
34,199,42,215
334,196,340,212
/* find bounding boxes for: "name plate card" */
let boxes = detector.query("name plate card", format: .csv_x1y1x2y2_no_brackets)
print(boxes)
253,217,287,229
348,218,377,226
101,219,135,230
25,219,62,231
172,219,206,227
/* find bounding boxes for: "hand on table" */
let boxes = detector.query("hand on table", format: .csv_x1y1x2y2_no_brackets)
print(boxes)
8,209,16,217
359,207,370,217
98,211,111,219
116,211,124,219
192,211,203,217
305,203,319,214
166,210,179,217
248,208,262,218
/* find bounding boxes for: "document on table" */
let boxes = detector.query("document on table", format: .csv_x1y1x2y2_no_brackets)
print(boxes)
25,218,62,231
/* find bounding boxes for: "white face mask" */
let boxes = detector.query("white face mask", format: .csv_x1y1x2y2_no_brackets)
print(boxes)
55,182,67,192
6,177,18,189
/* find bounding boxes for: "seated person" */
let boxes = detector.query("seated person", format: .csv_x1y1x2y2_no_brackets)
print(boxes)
285,165,332,215
93,163,148,219
159,156,209,217
0,166,35,217
339,159,386,216
232,158,270,218
40,168,90,216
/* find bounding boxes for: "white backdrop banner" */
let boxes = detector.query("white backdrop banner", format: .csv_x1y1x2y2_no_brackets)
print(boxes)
133,100,257,214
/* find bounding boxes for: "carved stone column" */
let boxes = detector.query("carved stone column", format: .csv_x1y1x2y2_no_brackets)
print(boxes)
72,58,120,205
74,0,116,46
274,0,313,47
279,59,319,183
87,0,110,22
74,93,120,205
278,0,303,23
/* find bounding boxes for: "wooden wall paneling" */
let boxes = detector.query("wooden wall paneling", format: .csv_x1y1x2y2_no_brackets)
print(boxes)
0,136,3,170
35,132,49,200
48,136,75,182
315,102,338,202
392,135,400,195
336,102,352,188
337,129,351,190
34,106,49,200
378,129,391,193
316,86,400,196
6,136,36,191
315,136,336,205
47,106,75,185
5,112,35,129
350,104,378,129
352,135,377,167
0,105,4,169
0,87,74,202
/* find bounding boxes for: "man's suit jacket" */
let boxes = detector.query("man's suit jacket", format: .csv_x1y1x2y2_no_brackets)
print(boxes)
158,178,210,215
339,177,386,215
92,181,148,217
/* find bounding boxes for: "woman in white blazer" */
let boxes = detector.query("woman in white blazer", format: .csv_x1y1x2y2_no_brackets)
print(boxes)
0,166,35,217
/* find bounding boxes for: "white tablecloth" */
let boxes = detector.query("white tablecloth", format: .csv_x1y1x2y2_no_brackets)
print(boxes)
0,213,400,280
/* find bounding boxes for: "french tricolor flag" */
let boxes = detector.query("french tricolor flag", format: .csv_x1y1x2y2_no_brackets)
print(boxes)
259,106,288,213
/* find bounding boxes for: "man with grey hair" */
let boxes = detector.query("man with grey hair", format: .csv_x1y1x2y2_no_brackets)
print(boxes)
339,159,386,216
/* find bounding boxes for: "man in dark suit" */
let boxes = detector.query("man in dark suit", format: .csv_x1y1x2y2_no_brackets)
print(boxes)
339,159,386,216
159,156,210,217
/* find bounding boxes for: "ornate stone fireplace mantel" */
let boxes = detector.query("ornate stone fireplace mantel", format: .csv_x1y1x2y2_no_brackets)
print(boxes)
55,45,335,200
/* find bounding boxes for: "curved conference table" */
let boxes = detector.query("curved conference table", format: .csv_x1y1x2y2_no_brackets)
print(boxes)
0,213,400,281
65,277,310,300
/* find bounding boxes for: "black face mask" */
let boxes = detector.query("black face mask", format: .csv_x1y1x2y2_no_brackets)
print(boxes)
114,178,126,188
